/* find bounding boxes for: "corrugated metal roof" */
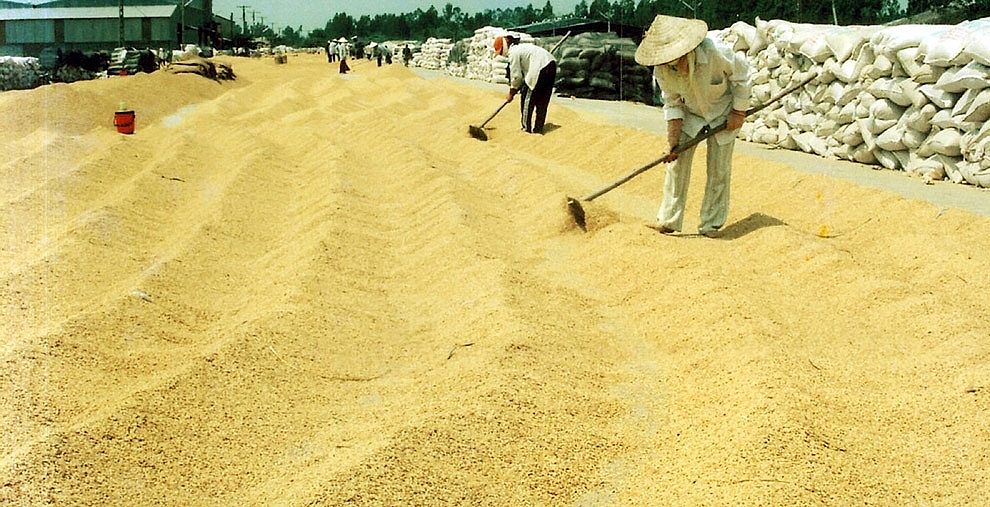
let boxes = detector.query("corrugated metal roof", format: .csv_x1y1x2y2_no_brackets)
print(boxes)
0,4,175,20
512,17,645,42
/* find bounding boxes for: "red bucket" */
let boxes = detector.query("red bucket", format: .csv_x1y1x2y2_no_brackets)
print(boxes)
114,110,135,134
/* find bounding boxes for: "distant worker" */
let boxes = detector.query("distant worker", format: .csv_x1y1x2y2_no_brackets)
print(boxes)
327,39,337,62
371,42,382,67
494,34,557,134
635,15,752,238
337,37,350,74
402,45,412,66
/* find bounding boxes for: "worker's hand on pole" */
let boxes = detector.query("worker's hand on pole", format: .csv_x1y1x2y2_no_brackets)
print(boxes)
506,88,517,103
666,118,682,160
726,109,746,130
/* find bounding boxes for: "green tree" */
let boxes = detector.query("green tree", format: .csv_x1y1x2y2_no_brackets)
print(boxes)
355,15,373,37
541,1,555,19
410,6,440,39
907,0,945,15
614,0,636,24
441,3,465,39
280,25,302,47
574,0,590,17
877,0,906,21
589,0,613,19
297,0,929,50
327,12,354,39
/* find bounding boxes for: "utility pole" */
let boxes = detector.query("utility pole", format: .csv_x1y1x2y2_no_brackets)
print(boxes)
180,0,184,46
236,5,249,35
118,0,124,46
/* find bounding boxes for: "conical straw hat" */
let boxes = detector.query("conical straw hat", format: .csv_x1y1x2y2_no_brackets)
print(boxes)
634,15,708,66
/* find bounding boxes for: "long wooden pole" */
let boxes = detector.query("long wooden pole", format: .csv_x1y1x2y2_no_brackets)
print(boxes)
577,71,818,203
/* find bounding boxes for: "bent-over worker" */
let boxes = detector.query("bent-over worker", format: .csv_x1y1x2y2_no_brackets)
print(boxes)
495,35,557,134
635,15,752,238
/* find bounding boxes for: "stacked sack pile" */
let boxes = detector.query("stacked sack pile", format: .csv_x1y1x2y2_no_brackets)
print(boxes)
549,32,656,104
412,37,455,70
722,17,990,187
453,26,534,83
0,56,45,91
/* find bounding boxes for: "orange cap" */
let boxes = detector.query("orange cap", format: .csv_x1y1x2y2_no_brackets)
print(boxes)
493,36,504,55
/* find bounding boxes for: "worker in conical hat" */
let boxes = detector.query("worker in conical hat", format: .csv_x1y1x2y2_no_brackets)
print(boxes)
635,15,752,238
337,37,350,73
494,33,557,134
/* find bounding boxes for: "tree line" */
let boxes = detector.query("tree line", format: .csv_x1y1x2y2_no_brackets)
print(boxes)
244,0,984,49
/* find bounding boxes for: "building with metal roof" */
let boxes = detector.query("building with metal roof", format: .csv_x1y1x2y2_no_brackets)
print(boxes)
0,0,233,57
510,16,646,43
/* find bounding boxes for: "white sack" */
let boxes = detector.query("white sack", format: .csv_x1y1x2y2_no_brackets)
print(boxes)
936,154,965,183
904,103,937,133
851,144,878,164
899,78,928,108
868,78,911,107
924,128,964,157
920,23,977,67
918,84,959,108
875,149,908,170
836,101,858,123
962,86,990,123
836,121,864,146
895,47,923,76
869,98,905,121
934,61,990,93
799,31,833,62
906,153,941,179
963,20,990,65
871,24,946,54
959,161,990,187
902,127,928,150
876,124,907,151
826,25,881,63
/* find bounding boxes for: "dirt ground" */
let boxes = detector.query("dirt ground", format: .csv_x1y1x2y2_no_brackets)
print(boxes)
2,53,990,506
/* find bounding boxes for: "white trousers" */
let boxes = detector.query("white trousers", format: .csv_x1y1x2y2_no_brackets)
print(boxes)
657,133,735,234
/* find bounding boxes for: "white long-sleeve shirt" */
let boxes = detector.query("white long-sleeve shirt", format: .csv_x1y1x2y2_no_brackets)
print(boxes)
654,38,752,144
507,43,555,91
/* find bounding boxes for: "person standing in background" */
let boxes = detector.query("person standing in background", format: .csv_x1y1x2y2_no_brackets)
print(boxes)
635,15,752,238
494,34,557,134
337,38,350,74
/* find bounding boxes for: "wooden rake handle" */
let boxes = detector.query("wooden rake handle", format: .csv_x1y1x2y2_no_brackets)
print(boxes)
478,100,511,129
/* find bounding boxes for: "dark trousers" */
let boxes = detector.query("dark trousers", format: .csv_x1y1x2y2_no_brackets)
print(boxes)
519,61,557,133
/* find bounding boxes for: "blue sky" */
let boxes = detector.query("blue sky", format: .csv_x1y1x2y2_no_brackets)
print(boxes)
212,0,585,33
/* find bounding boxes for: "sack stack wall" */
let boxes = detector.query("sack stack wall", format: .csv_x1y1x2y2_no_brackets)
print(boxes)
722,17,990,187
444,26,535,83
0,56,45,91
411,37,455,70
545,32,656,105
